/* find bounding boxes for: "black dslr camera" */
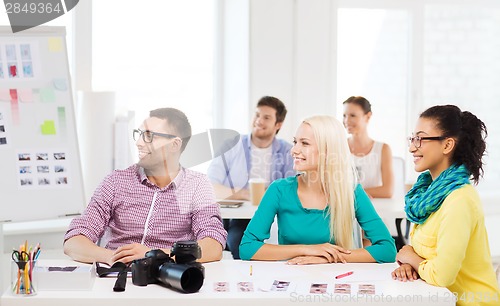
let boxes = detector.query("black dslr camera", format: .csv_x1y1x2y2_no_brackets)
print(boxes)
131,241,205,293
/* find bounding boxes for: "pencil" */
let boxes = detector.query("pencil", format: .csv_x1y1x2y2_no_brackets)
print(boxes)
250,265,253,276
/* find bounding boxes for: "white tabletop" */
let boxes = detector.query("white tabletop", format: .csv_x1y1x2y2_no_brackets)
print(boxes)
1,259,454,306
220,201,258,219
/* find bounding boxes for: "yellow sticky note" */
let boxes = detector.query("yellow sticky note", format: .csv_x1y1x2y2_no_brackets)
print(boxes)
48,37,63,52
41,120,56,135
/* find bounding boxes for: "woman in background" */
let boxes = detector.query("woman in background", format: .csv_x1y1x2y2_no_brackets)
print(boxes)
239,115,396,264
343,96,394,198
392,105,499,306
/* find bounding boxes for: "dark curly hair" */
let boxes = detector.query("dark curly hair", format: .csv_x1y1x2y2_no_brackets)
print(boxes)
420,105,487,184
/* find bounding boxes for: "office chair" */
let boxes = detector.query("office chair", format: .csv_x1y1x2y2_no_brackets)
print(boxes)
392,156,411,250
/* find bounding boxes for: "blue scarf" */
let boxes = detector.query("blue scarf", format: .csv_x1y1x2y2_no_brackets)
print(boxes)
405,164,470,224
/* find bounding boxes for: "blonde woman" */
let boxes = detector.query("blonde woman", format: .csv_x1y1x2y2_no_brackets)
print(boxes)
239,116,396,264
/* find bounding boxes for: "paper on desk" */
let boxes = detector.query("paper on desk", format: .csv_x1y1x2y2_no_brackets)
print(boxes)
95,262,132,278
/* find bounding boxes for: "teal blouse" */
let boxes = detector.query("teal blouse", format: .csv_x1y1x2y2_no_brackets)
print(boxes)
239,176,396,263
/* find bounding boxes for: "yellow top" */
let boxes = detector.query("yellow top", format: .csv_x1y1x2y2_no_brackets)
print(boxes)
410,184,500,306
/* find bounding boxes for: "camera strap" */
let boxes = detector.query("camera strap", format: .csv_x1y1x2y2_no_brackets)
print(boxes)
95,262,131,277
95,262,130,292
113,269,128,292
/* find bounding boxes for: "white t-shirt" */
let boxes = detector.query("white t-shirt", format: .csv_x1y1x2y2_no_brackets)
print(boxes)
351,141,383,188
249,143,272,184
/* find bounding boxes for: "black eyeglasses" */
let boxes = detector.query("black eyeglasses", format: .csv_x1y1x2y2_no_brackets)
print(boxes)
407,135,447,149
133,129,177,143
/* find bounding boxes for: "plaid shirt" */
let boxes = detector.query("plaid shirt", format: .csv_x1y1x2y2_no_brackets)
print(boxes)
64,165,227,250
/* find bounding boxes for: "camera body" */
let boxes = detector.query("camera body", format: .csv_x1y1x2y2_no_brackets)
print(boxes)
131,241,205,293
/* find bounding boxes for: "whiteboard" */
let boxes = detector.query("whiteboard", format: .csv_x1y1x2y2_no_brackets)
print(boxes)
0,26,85,222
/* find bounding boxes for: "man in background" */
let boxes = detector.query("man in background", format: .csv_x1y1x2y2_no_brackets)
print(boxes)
207,96,294,259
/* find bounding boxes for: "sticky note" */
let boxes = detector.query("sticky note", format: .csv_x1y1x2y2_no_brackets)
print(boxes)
40,88,56,103
19,89,34,102
48,37,63,52
9,89,18,101
53,79,68,91
0,89,10,101
58,107,67,138
41,120,56,135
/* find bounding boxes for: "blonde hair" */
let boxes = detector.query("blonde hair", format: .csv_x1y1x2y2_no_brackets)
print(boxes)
302,115,357,249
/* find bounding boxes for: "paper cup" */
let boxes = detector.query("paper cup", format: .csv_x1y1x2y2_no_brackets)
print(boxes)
249,178,266,206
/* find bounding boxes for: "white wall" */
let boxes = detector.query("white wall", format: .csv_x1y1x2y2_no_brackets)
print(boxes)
218,0,338,141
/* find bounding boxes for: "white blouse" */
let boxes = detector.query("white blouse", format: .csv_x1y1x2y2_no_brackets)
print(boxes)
351,141,383,188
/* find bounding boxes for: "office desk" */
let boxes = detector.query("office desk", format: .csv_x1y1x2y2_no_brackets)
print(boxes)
220,201,258,219
1,260,454,306
221,198,406,219
221,198,406,233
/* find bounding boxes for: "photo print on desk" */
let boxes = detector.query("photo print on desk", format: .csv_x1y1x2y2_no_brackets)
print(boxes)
358,284,375,295
334,283,351,294
237,282,254,292
270,280,290,292
310,283,328,294
213,281,230,292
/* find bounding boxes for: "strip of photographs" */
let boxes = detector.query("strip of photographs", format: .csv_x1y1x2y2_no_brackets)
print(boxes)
0,111,6,146
16,149,71,189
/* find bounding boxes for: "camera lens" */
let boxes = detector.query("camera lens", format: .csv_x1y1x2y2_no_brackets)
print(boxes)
158,263,204,293
171,241,201,264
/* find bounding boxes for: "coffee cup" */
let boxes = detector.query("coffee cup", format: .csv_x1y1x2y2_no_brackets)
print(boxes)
249,178,266,206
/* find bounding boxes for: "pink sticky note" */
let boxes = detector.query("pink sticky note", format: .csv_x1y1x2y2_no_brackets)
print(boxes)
0,89,10,101
18,89,34,103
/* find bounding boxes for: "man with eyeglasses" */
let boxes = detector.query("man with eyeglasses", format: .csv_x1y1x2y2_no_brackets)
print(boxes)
64,108,227,265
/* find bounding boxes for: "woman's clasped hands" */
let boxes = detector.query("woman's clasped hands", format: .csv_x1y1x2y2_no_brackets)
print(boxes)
287,243,351,265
